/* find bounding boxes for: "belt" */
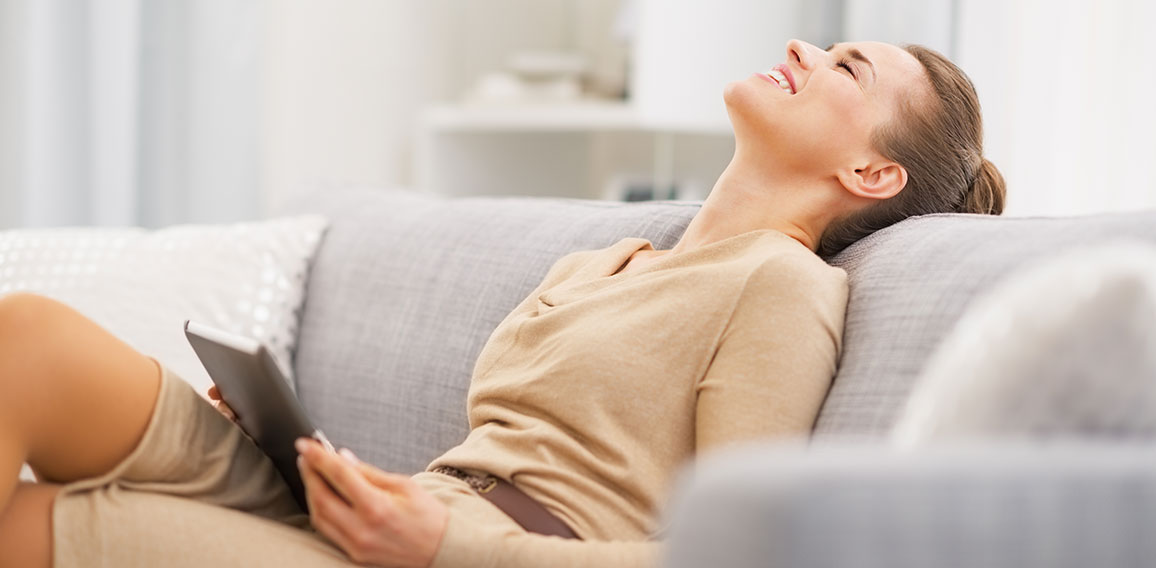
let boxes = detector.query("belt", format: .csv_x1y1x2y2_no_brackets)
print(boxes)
431,466,579,540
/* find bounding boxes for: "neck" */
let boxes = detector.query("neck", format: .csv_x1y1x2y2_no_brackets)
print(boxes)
669,154,836,255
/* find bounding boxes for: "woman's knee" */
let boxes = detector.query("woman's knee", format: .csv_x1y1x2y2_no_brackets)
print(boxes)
0,294,75,424
0,292,87,380
0,292,77,344
0,290,157,397
0,291,56,319
0,292,160,482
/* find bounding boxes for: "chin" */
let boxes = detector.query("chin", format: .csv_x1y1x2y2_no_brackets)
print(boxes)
722,77,774,143
721,76,760,111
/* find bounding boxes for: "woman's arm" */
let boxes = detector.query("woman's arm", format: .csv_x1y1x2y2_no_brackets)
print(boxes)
695,258,848,452
297,439,661,568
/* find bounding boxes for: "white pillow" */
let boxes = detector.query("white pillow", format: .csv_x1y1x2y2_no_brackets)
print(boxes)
891,241,1156,447
0,215,328,395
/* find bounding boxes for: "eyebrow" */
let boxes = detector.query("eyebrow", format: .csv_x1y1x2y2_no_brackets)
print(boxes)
825,43,877,84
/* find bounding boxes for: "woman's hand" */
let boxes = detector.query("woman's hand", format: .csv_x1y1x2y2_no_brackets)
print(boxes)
296,438,449,568
206,385,238,423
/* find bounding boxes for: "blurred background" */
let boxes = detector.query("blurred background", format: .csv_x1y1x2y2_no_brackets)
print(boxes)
0,0,1152,229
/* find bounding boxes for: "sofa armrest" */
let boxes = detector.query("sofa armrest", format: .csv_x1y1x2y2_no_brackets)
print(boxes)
663,442,1156,568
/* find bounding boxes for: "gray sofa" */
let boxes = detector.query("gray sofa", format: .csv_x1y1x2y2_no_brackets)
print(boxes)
282,187,1156,567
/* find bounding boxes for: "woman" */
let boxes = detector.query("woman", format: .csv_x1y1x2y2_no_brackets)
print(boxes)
0,39,1005,567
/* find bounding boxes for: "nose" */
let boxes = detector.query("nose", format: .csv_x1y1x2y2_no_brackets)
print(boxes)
786,39,821,70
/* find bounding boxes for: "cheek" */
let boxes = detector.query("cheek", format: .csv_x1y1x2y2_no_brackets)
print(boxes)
815,81,877,144
782,85,879,168
724,75,878,165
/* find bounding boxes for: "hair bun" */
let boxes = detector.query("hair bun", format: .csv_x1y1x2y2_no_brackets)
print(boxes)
961,158,1006,215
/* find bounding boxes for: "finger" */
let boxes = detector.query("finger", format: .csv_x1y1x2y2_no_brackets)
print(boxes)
211,400,236,421
299,454,351,508
338,447,358,464
353,462,415,494
333,448,416,497
297,438,376,509
299,457,359,551
207,385,220,400
299,455,359,524
336,450,416,497
300,456,348,509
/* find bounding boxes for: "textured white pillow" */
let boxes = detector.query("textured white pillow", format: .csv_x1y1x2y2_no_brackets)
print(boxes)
0,215,328,395
892,241,1156,447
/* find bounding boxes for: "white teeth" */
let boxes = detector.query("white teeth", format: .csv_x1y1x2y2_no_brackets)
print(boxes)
766,68,794,94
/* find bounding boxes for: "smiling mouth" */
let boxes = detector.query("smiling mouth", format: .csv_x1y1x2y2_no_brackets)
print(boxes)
765,67,795,94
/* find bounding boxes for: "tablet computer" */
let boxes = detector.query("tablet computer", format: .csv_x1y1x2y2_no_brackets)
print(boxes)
184,319,335,512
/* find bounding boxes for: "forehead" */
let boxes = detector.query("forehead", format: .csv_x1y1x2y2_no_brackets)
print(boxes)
836,41,928,110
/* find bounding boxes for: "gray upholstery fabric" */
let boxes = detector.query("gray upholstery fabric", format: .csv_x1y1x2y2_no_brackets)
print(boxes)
283,188,699,474
817,211,1156,441
664,443,1156,568
893,242,1156,445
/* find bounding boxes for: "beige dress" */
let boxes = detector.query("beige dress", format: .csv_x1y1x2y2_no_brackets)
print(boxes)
53,229,848,568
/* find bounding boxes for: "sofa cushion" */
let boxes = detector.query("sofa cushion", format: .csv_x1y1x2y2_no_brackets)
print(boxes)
817,211,1156,442
283,188,699,474
0,216,328,394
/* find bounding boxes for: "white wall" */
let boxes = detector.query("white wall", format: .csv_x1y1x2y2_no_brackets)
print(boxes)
260,0,610,212
843,0,953,55
261,0,450,212
957,0,1156,216
632,0,843,131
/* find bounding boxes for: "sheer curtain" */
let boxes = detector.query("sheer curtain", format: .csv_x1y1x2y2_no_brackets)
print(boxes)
0,0,262,229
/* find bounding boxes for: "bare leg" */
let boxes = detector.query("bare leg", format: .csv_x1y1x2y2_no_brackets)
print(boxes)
0,482,59,568
0,292,162,511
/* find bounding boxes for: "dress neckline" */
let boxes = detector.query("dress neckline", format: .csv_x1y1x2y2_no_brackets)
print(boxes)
601,228,798,280
537,229,803,310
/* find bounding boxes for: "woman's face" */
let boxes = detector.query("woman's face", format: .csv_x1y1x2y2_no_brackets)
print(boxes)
723,39,927,180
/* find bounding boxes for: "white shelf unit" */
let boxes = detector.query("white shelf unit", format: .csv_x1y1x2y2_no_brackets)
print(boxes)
413,100,735,201
420,100,644,132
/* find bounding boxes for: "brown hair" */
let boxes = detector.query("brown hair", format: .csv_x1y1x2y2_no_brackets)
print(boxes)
816,44,1007,258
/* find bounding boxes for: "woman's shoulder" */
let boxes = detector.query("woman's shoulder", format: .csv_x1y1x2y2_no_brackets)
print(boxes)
740,230,848,287
715,232,851,322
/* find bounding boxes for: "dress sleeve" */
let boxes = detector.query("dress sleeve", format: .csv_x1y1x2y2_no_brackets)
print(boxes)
694,257,848,453
430,508,663,568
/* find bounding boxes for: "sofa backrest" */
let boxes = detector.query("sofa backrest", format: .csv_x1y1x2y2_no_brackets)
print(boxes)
286,188,1156,471
816,210,1156,442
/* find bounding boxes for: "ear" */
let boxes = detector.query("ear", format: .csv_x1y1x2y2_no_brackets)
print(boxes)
836,160,907,201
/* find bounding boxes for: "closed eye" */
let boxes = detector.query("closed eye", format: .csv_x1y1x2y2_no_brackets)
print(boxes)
836,58,857,80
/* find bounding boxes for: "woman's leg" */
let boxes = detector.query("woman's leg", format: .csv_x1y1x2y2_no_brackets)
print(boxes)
0,292,162,510
0,482,59,568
